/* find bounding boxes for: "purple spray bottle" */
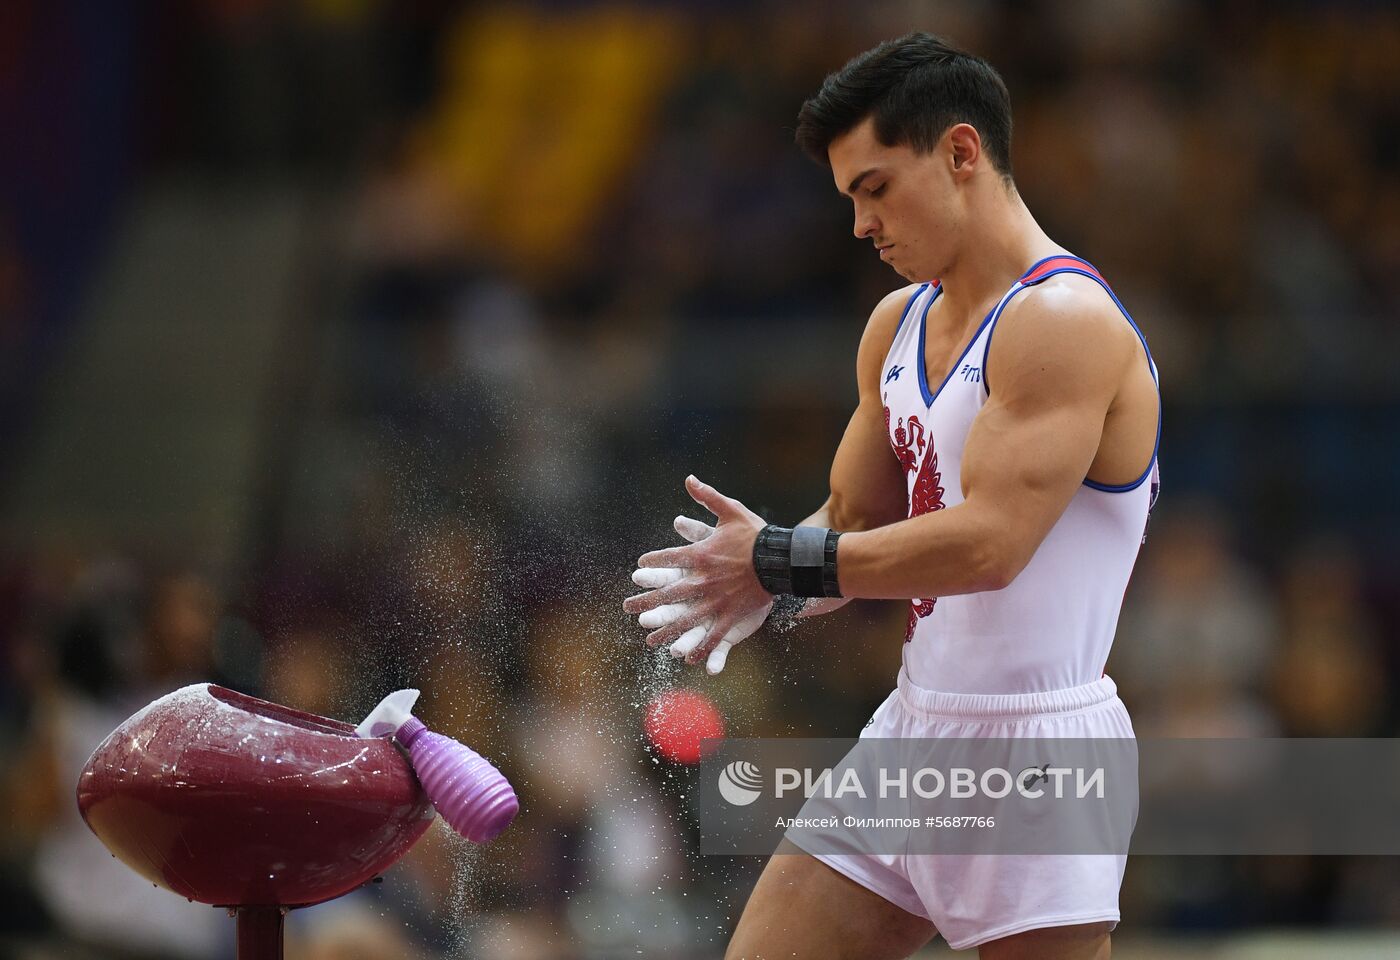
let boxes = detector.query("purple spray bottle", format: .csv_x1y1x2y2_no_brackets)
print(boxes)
357,689,519,843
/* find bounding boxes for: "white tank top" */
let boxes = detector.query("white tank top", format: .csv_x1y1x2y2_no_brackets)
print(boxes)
879,255,1160,695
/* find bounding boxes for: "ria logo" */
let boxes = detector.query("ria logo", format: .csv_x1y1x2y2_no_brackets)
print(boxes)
718,760,764,806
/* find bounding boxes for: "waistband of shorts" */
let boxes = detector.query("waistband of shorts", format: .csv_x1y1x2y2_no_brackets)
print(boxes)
895,669,1119,721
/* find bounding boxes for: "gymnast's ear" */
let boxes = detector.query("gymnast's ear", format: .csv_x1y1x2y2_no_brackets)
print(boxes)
947,123,982,179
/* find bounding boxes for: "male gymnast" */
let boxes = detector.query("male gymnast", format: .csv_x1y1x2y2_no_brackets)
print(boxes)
625,33,1159,959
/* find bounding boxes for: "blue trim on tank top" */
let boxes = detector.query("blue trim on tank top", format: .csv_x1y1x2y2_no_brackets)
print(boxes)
975,258,1162,493
1026,267,1162,491
1083,460,1157,493
1021,267,1159,387
916,283,1012,408
891,282,931,340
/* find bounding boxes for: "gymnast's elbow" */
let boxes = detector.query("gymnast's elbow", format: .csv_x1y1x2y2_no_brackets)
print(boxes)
966,525,1032,594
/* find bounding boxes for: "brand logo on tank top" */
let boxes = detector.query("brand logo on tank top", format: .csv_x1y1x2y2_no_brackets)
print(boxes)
960,364,981,383
885,364,905,384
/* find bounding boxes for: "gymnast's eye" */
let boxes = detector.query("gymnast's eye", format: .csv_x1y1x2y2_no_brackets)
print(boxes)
870,183,887,198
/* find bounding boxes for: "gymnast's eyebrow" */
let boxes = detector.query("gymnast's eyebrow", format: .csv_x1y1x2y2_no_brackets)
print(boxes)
844,168,880,196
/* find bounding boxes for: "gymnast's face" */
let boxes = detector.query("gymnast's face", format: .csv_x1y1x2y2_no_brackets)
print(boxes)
827,116,978,283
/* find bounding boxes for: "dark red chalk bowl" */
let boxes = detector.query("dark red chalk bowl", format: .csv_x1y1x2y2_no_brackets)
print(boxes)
77,683,435,958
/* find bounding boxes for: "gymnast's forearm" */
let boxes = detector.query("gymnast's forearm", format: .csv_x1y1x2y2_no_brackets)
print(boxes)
835,502,1009,599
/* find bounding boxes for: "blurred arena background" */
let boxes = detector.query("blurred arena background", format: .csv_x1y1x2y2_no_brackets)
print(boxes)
3,1,1399,958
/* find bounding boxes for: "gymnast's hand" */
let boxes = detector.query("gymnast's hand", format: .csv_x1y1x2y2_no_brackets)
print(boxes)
624,476,773,674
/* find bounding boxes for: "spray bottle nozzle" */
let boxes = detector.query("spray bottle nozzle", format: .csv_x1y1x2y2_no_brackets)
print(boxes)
355,689,421,740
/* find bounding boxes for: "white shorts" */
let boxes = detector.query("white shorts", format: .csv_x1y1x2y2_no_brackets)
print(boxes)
788,669,1134,951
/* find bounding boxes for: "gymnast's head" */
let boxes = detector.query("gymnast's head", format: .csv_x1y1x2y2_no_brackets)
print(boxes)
796,33,1018,281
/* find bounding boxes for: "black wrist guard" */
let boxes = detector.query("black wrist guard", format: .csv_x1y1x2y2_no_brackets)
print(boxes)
752,524,843,598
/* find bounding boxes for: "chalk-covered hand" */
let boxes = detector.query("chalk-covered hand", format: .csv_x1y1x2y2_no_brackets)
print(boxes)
624,477,773,674
627,512,770,675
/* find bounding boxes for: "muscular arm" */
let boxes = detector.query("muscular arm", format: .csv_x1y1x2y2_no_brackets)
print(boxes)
629,281,1138,662
801,285,915,532
836,279,1139,598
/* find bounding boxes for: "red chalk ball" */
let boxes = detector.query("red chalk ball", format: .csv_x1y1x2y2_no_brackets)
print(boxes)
643,689,725,765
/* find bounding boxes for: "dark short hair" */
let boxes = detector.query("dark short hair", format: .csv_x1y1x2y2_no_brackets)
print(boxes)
795,32,1013,177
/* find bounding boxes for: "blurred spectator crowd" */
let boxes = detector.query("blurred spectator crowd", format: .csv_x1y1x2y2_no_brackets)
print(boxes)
2,1,1399,957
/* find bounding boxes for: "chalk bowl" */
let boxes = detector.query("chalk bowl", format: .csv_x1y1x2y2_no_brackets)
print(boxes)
77,683,436,956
